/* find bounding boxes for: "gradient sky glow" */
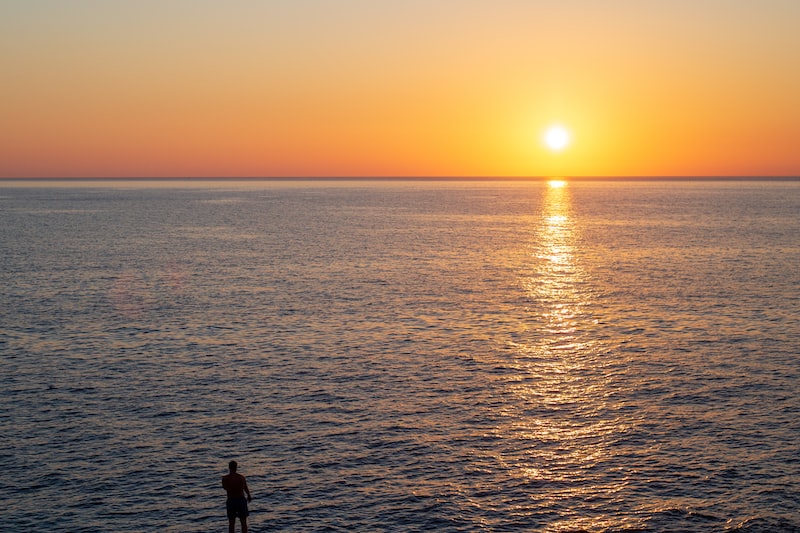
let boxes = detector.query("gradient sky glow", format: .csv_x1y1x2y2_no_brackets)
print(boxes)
2,1,800,178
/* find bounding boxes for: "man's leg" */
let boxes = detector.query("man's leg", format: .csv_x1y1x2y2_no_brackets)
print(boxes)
228,517,236,533
241,516,248,533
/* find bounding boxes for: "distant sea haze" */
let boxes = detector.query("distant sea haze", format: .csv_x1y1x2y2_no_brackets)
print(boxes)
2,179,799,532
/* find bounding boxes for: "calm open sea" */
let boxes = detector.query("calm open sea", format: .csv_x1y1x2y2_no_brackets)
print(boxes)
1,179,799,532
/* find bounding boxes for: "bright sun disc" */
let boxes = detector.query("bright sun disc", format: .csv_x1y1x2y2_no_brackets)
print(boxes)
544,126,570,151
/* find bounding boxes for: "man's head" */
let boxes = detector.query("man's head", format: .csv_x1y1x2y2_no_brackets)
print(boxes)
229,460,238,473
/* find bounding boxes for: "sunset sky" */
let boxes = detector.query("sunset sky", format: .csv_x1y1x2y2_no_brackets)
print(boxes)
2,1,799,178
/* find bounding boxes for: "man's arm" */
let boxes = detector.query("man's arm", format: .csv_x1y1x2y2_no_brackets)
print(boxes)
243,477,252,502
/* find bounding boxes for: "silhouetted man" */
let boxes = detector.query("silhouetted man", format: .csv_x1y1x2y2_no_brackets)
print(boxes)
222,460,252,533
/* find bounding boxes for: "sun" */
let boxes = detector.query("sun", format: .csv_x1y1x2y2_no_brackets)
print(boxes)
544,125,570,151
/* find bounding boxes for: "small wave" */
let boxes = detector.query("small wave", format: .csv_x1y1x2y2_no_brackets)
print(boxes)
727,516,800,533
638,507,726,532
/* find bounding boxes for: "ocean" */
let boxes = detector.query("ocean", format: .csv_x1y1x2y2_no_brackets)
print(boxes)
1,179,799,532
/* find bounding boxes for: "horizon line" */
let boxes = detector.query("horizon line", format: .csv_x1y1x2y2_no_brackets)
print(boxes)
2,175,800,182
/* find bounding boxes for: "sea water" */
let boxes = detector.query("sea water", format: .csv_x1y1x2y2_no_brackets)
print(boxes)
1,179,798,532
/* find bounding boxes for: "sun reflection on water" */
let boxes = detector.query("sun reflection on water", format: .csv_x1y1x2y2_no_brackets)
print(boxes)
528,179,587,339
496,180,636,529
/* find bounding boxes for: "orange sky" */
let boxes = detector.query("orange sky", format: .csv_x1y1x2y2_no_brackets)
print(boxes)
2,1,799,178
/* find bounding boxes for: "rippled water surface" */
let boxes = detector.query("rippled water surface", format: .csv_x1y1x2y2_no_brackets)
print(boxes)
1,179,799,532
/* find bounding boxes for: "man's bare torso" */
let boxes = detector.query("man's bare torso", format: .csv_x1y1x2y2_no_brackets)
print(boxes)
222,473,248,499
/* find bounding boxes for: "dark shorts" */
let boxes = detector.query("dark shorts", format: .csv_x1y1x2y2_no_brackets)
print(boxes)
226,497,249,520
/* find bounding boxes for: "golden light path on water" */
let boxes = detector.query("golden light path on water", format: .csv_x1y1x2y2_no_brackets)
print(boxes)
497,179,639,531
